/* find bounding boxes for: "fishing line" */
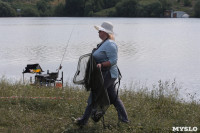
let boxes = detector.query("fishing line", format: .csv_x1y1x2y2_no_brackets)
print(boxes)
58,25,75,71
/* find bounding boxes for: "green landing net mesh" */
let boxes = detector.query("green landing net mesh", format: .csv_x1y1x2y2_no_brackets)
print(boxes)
73,53,110,122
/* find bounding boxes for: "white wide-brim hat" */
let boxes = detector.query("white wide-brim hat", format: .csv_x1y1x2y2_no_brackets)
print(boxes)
94,21,114,34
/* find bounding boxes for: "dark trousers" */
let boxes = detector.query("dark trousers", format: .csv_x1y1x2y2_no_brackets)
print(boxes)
80,71,129,124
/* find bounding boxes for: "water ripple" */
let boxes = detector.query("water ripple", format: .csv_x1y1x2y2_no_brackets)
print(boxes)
117,41,138,59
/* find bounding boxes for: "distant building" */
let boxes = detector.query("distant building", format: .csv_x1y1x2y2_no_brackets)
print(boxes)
173,11,189,18
182,14,190,18
164,10,189,18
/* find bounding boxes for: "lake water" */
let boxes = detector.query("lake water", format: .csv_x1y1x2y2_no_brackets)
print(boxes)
0,17,200,101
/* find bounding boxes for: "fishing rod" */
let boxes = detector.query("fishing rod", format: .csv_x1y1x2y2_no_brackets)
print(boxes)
57,25,75,72
22,26,75,88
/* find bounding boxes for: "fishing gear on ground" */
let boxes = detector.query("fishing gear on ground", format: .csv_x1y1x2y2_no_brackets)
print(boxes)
22,25,75,87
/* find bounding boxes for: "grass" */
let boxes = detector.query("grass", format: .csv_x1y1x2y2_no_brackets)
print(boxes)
0,77,200,132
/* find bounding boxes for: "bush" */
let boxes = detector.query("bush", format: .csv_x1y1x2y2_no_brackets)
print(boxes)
115,0,138,17
194,0,200,17
64,0,85,16
36,0,48,13
184,0,192,6
0,1,16,17
93,7,116,17
84,1,93,16
54,3,65,16
36,0,53,16
159,0,172,11
137,0,162,17
21,7,39,17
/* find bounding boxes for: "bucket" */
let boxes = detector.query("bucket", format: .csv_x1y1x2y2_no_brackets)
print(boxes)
55,81,62,88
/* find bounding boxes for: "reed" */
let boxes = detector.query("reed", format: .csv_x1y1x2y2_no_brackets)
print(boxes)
0,77,199,133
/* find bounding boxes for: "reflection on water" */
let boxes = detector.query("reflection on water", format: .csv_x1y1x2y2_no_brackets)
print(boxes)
118,41,138,59
0,17,200,101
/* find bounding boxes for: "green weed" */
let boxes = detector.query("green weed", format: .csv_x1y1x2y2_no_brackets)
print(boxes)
0,78,199,132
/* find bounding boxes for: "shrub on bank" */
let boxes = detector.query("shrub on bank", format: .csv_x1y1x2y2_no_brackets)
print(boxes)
0,1,16,17
21,7,39,17
194,0,200,17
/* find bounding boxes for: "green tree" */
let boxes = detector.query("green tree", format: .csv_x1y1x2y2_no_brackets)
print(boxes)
159,0,172,11
137,0,162,17
2,0,14,2
194,0,200,17
36,0,48,12
184,0,191,6
115,0,138,17
36,0,52,16
54,3,65,16
0,1,16,17
84,0,114,16
145,1,162,17
84,0,94,16
21,7,39,17
103,0,121,8
93,0,103,12
65,0,85,16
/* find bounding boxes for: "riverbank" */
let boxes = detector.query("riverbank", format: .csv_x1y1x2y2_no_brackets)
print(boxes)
1,0,200,17
0,78,199,132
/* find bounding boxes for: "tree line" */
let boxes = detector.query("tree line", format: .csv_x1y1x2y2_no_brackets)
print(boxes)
0,0,200,17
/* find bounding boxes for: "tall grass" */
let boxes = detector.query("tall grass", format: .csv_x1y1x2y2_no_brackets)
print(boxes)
0,77,199,133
